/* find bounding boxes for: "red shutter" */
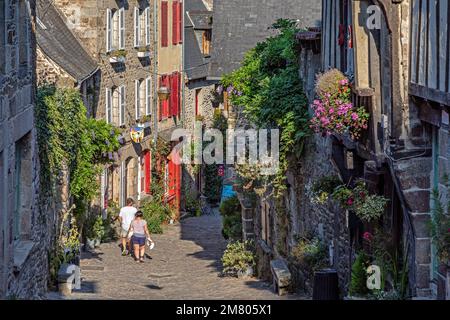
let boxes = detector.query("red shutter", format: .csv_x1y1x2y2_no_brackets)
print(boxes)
172,1,179,45
178,1,183,44
171,73,178,117
177,72,181,116
161,1,169,47
159,76,163,120
144,151,151,194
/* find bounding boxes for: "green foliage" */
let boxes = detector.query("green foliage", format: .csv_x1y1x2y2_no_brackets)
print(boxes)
36,86,120,220
430,189,450,263
221,19,310,196
221,241,255,276
349,252,370,297
140,197,174,234
291,237,328,274
220,196,242,240
310,175,342,204
184,190,201,216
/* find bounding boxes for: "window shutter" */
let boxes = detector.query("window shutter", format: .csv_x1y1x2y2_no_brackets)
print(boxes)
178,1,183,44
145,7,151,46
146,77,151,115
144,151,151,194
172,1,179,45
120,86,126,125
159,76,163,120
134,7,140,47
106,87,112,123
172,72,179,117
119,8,125,49
161,2,169,47
106,9,112,52
135,80,140,119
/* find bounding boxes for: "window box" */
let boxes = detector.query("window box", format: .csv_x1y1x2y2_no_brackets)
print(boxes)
137,46,151,58
109,50,127,64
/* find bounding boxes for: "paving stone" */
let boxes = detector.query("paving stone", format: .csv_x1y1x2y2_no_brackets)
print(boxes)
48,211,304,300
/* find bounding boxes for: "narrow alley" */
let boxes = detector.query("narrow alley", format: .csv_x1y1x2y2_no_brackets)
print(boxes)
50,212,301,300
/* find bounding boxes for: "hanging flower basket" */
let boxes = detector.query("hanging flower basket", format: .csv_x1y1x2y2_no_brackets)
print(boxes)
310,69,369,140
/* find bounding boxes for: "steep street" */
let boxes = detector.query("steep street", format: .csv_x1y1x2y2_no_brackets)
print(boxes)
49,212,302,300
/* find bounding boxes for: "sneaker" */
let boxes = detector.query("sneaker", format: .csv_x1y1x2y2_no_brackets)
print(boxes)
122,250,128,256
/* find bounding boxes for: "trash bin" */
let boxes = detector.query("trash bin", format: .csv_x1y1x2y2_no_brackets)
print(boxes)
312,269,339,300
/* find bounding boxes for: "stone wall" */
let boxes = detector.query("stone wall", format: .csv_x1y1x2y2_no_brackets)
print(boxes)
0,0,53,299
36,48,76,88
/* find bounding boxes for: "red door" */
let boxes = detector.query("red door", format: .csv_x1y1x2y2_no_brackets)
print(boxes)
144,151,151,194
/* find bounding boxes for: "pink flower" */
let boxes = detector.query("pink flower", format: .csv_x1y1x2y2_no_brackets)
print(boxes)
347,197,354,206
351,113,359,121
329,108,335,114
339,79,349,86
363,232,373,242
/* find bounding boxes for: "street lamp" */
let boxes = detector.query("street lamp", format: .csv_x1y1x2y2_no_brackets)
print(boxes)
158,86,171,101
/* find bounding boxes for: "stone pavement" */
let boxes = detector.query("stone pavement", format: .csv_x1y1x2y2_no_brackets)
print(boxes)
49,212,303,300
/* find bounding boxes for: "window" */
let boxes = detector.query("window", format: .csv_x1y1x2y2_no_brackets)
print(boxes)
105,88,113,123
145,7,151,46
14,133,32,242
135,78,152,119
161,1,169,47
135,7,151,47
119,85,126,126
106,7,125,52
195,89,200,116
134,7,141,47
202,30,211,56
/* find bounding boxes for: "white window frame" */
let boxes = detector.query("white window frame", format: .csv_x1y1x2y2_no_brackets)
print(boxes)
134,7,141,48
119,85,126,126
145,7,151,46
106,88,112,123
119,7,125,50
145,77,152,115
106,8,112,52
135,80,141,120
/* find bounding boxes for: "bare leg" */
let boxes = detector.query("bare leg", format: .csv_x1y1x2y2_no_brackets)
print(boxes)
139,246,145,261
133,244,140,261
121,237,128,254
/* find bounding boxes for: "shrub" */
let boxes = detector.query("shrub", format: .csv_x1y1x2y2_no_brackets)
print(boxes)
311,175,342,204
141,199,173,234
349,252,370,297
430,189,450,263
185,191,201,216
220,196,242,240
291,237,328,274
219,196,241,216
221,241,255,276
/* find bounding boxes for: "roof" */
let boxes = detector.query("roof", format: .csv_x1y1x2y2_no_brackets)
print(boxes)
184,0,211,81
184,27,209,80
208,0,322,79
36,0,98,83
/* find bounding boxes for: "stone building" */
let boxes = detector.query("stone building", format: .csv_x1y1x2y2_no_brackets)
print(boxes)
182,0,217,198
36,0,99,115
46,0,183,214
0,0,51,299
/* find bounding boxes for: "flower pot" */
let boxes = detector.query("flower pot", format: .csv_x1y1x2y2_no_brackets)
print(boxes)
237,266,254,278
86,238,96,250
137,51,150,58
109,56,126,64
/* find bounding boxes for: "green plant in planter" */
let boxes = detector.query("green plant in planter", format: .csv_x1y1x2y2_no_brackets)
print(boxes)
291,237,328,275
137,45,150,52
220,196,242,240
311,175,342,204
111,49,127,58
349,251,370,297
354,194,389,222
332,185,354,209
221,240,255,276
184,190,201,216
93,216,105,240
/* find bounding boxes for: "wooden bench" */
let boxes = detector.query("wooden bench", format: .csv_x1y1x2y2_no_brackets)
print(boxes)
58,263,81,296
270,259,291,296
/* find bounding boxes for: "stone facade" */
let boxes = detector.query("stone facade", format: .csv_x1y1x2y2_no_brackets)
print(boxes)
0,0,52,299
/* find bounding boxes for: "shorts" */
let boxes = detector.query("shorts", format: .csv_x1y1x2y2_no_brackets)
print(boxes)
131,236,146,246
121,228,129,238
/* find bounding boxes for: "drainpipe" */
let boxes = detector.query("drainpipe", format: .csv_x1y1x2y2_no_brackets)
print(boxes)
153,0,159,143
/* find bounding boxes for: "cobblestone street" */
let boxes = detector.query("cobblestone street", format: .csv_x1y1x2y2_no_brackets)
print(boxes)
50,212,302,300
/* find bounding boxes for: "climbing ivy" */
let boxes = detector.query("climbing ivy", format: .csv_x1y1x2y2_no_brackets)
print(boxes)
221,19,310,196
36,86,121,224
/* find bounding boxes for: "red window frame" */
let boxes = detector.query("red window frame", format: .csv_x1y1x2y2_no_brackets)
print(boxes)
172,1,179,45
161,1,169,47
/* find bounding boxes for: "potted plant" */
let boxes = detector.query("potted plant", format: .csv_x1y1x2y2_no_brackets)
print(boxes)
310,69,369,140
85,215,105,249
93,216,105,247
109,49,127,63
221,240,256,278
